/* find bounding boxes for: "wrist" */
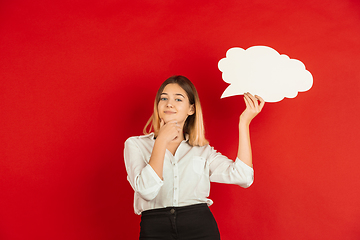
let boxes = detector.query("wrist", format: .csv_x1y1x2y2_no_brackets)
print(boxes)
239,118,250,128
155,135,169,146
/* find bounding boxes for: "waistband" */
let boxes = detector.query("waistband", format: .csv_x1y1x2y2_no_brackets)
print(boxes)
141,203,208,216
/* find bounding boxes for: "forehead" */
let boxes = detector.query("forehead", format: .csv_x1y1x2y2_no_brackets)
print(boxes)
161,83,187,97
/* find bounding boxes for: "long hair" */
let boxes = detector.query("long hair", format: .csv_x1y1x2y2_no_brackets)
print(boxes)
143,75,208,146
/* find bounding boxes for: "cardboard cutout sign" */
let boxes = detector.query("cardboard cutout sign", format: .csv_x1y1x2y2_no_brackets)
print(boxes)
218,46,313,102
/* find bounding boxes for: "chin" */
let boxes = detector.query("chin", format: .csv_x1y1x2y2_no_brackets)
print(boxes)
162,118,177,123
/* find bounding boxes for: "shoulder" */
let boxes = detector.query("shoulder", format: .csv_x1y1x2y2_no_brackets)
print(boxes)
187,142,215,155
126,133,154,141
195,143,224,158
125,133,155,146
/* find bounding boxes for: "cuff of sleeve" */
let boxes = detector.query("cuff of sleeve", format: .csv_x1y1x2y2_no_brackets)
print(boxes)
235,157,254,170
143,164,164,185
235,157,254,187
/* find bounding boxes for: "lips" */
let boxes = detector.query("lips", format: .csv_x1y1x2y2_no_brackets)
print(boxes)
164,111,176,114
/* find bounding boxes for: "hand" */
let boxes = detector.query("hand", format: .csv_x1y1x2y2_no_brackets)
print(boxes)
240,92,265,126
156,119,182,144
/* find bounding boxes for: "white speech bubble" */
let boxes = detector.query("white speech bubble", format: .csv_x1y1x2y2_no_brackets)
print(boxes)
218,46,313,102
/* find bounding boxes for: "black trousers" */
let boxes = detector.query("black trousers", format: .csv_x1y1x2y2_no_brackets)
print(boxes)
139,203,220,240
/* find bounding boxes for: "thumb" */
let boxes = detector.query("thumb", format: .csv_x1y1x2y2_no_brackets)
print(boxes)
160,118,165,128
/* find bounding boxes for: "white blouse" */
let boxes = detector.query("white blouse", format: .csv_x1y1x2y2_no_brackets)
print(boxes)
124,133,254,215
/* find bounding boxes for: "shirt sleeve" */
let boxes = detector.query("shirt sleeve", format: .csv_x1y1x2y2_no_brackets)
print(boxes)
208,146,254,188
124,138,164,201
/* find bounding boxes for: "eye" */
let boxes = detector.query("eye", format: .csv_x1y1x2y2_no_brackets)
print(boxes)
175,98,183,102
160,97,168,101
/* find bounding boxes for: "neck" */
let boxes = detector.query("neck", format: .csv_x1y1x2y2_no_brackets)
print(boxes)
175,130,185,142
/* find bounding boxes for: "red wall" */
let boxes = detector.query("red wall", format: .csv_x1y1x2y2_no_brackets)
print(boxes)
1,0,360,239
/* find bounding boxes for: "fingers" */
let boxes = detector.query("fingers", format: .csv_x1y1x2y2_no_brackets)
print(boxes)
159,120,182,141
243,92,265,114
244,93,258,111
240,93,265,124
243,94,251,109
244,93,255,108
175,122,181,131
255,95,265,111
172,121,182,132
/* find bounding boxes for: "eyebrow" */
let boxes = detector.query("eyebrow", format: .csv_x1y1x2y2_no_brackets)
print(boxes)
161,93,185,98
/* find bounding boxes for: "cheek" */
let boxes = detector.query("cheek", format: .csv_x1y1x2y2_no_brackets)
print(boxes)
179,104,190,113
157,103,165,115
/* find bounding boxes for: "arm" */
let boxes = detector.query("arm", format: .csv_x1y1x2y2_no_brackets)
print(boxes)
237,93,265,167
208,147,255,188
203,93,264,187
148,138,167,179
124,138,164,201
148,119,182,179
123,120,181,201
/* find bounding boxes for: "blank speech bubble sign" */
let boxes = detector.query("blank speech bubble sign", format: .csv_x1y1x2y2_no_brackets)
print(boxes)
218,46,313,102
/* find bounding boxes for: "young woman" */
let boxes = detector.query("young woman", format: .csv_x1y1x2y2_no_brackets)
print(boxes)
124,75,265,240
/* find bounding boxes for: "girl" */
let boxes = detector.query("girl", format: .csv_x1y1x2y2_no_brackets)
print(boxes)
124,75,265,240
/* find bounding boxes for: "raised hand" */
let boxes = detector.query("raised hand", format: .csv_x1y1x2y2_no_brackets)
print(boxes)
157,119,183,144
240,92,265,126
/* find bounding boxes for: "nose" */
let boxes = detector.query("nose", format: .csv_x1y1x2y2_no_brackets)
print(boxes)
166,101,174,107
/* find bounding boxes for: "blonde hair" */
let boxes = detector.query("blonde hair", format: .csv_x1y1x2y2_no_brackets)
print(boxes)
143,75,208,146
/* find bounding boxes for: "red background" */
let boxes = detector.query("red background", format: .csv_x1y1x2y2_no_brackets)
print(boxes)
1,0,360,239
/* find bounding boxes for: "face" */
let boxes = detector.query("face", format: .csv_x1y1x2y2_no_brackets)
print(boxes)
157,83,195,126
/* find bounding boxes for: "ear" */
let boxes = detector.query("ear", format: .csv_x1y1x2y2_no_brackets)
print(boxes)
188,104,195,116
